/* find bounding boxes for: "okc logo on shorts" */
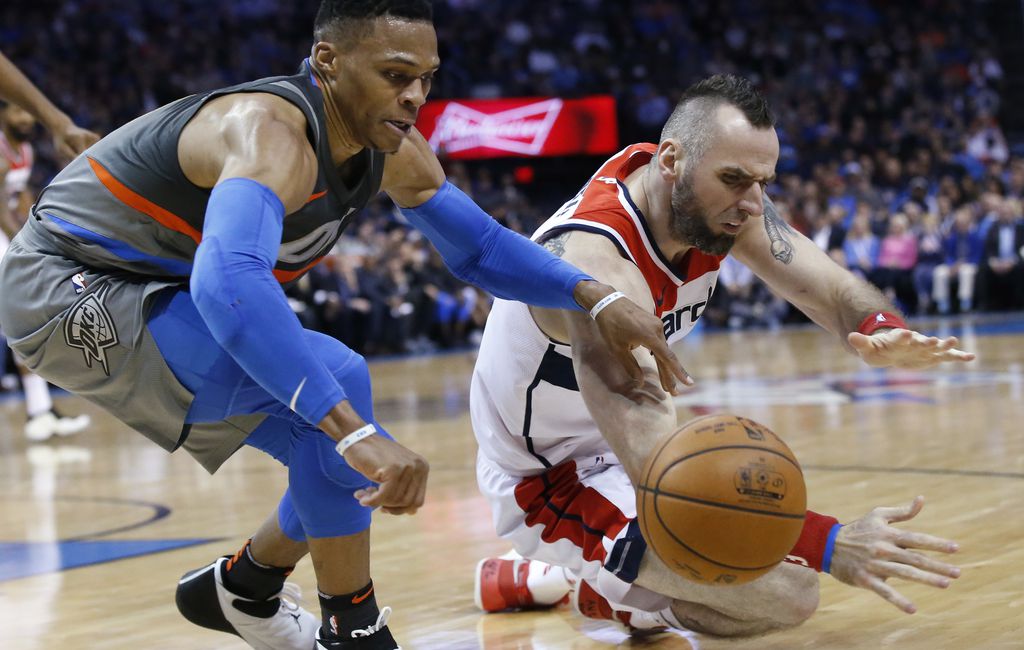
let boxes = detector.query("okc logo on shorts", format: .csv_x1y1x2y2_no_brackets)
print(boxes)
64,284,119,376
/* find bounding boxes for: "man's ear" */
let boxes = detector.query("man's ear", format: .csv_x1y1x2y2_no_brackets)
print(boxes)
657,139,685,184
312,41,339,75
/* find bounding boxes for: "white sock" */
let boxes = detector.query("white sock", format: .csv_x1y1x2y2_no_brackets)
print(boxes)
525,561,572,605
22,373,53,418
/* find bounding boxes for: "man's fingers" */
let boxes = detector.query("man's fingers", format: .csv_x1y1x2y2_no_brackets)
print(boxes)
870,560,954,589
887,547,962,578
866,575,917,614
651,347,692,393
874,495,924,523
937,348,976,362
847,331,872,351
355,485,381,507
894,530,960,555
613,347,644,387
357,468,405,508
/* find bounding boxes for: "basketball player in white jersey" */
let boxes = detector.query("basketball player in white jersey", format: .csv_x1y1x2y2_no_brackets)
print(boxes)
471,76,970,637
0,102,92,441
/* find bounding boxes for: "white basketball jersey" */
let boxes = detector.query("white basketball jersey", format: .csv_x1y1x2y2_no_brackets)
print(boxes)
0,132,33,213
471,144,723,475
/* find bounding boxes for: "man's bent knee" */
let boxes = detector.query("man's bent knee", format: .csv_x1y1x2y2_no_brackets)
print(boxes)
774,565,819,627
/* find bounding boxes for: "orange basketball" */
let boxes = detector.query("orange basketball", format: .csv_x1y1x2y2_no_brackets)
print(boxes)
636,414,806,585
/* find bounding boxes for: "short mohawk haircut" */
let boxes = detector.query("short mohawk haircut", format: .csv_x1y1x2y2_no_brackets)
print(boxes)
314,0,433,43
661,75,775,164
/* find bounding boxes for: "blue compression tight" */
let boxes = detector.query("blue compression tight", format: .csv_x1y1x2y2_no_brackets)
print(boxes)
148,288,390,540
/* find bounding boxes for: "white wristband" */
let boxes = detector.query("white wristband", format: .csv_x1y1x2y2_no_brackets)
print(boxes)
335,423,377,456
589,291,626,320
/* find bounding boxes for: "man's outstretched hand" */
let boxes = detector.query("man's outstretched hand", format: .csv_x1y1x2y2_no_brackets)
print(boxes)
829,496,960,614
849,328,975,369
576,281,693,394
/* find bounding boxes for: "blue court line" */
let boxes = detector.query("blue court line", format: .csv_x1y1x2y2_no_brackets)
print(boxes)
0,538,219,582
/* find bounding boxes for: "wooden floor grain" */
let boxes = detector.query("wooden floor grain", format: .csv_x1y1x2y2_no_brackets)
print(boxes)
1,316,1021,649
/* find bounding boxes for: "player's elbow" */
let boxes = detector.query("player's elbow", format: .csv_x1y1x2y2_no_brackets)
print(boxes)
776,568,819,628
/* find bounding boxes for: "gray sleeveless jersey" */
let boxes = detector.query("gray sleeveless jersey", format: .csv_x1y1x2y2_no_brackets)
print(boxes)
33,60,385,284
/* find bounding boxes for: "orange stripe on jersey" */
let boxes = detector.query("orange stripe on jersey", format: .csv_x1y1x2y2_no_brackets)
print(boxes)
306,190,327,203
88,157,202,244
273,256,324,283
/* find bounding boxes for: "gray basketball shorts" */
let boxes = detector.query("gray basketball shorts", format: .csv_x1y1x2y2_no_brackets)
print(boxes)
0,220,263,472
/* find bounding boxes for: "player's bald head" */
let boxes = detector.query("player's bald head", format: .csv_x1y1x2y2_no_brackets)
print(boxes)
661,75,775,168
314,0,434,51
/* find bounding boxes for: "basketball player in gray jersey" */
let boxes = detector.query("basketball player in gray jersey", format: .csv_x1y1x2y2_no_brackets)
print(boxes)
0,2,687,649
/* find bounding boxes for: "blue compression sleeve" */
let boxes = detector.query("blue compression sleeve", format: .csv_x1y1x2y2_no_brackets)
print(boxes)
400,182,591,310
191,178,346,425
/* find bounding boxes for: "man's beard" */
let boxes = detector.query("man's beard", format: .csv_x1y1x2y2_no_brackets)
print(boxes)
669,170,737,256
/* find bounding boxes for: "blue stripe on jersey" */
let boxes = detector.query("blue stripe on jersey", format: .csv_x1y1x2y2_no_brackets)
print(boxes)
44,212,193,275
603,519,646,583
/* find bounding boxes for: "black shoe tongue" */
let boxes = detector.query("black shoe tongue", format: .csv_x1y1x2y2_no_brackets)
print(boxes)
232,597,281,618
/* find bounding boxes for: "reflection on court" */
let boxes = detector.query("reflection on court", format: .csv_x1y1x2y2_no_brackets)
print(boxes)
1,315,1022,649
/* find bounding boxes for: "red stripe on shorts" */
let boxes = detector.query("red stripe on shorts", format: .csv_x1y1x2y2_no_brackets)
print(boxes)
513,461,630,564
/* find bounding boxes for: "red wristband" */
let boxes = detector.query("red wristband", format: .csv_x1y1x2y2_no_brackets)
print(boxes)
784,510,841,573
857,311,907,336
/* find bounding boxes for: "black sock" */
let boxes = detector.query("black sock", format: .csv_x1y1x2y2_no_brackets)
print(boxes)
221,539,293,601
319,580,382,639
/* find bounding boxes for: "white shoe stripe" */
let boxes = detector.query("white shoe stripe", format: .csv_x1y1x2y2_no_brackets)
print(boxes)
177,563,215,586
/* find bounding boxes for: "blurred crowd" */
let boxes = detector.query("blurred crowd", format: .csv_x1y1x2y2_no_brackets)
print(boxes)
3,0,1022,351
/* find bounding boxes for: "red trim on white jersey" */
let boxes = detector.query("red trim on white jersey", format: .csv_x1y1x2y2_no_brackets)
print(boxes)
513,460,630,565
0,132,33,171
535,143,724,318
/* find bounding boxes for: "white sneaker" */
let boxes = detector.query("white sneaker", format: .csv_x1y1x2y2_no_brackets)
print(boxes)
24,411,91,441
175,557,318,650
53,412,91,436
25,412,59,442
571,579,668,633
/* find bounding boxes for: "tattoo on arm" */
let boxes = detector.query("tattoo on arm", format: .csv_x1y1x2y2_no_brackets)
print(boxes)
541,231,572,257
762,195,794,265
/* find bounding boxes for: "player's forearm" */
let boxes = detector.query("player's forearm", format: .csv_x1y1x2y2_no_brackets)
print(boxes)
576,356,676,482
0,53,72,135
192,178,347,427
568,311,676,481
399,181,595,310
830,274,905,343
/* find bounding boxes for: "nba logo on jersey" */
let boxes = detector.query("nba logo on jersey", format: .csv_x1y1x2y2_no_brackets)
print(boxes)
72,273,88,294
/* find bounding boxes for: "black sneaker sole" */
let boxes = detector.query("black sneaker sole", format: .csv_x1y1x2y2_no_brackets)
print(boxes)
175,560,240,637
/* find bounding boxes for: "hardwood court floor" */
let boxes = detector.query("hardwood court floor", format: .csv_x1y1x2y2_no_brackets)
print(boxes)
1,315,1022,649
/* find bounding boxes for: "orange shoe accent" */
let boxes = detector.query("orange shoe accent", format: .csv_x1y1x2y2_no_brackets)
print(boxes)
306,190,327,203
225,539,251,573
351,585,374,604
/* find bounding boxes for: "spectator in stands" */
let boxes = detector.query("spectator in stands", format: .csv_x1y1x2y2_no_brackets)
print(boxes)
873,213,919,313
915,212,946,314
3,0,1019,350
934,207,985,314
978,198,1024,311
810,204,848,259
842,212,879,280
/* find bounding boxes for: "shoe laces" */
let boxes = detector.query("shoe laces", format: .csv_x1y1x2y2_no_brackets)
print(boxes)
350,606,391,638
